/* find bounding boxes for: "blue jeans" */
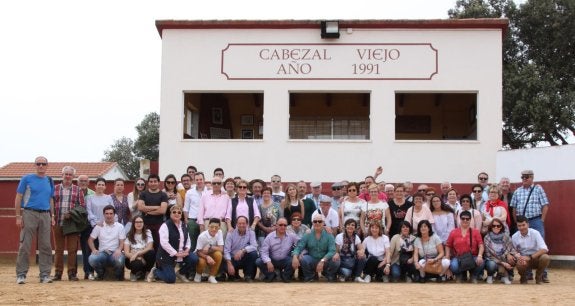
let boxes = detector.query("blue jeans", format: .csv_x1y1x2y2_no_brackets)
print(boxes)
80,226,94,276
88,251,125,279
225,251,258,279
338,256,366,279
450,256,485,280
256,257,293,280
154,253,198,284
300,255,340,281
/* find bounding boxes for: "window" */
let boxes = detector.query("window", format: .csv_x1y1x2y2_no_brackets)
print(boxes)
289,93,370,140
395,93,477,140
183,93,263,139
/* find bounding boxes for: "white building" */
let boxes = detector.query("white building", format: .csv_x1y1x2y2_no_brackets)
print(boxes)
156,19,507,183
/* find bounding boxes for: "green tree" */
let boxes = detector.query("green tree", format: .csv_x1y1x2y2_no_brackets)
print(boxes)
102,137,140,179
134,112,160,160
449,0,575,148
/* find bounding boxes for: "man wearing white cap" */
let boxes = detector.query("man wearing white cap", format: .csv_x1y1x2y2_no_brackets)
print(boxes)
305,182,325,210
311,196,339,235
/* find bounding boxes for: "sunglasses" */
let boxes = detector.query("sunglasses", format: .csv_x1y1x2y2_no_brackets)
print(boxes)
212,182,222,185
521,175,532,179
478,177,488,181
331,187,341,191
277,224,288,227
171,211,182,215
347,189,357,192
165,181,176,185
237,186,248,189
492,224,502,228
473,190,482,193
312,220,324,224
136,183,145,186
460,217,471,221
461,199,471,203
291,218,301,221
35,162,47,166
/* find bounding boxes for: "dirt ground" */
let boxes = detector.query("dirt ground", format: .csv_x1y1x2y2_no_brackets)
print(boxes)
1,256,574,305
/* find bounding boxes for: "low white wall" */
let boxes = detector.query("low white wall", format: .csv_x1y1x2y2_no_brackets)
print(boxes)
496,144,575,183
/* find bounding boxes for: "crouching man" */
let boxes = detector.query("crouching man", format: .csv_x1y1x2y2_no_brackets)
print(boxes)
512,215,550,284
256,217,300,282
88,205,125,280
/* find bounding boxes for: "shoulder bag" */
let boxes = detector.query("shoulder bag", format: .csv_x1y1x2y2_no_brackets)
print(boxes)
423,238,443,275
457,229,476,271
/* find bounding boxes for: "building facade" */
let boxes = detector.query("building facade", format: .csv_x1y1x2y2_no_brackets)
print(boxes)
156,19,507,183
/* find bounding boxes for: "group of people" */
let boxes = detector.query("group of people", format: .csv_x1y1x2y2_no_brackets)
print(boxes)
15,158,551,285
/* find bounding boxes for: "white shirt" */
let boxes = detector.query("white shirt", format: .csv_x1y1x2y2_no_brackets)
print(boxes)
512,228,548,256
311,208,339,229
90,222,125,252
184,187,209,218
195,229,224,252
125,229,153,252
362,235,390,260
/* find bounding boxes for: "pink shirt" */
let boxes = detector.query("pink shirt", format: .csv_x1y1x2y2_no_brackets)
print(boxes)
197,192,230,220
404,205,434,232
225,197,261,221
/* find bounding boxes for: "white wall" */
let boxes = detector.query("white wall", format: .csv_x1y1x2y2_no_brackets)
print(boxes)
496,144,575,183
159,25,503,183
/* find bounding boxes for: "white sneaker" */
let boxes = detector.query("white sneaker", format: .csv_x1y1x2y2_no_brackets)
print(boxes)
486,276,493,284
363,275,371,283
40,276,53,283
354,276,365,283
130,272,137,282
193,273,202,283
16,276,26,284
501,276,512,285
208,276,218,284
146,267,156,282
405,276,413,283
339,276,347,282
88,273,95,281
176,271,190,283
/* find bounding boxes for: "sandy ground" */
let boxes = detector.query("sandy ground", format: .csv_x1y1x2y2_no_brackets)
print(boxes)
1,257,574,305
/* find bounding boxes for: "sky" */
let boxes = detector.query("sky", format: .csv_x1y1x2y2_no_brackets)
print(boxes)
0,0,460,166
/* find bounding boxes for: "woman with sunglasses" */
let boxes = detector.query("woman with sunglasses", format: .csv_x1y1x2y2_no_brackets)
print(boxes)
286,212,310,238
128,178,146,220
361,183,391,237
339,182,366,236
457,194,483,231
163,174,182,219
147,205,198,283
226,179,261,232
445,210,485,283
484,218,517,284
124,215,155,281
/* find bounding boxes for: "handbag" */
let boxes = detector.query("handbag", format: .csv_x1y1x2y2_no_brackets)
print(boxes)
457,230,476,271
423,238,443,275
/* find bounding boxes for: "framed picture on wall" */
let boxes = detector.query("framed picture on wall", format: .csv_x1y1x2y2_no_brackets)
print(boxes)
241,129,254,139
212,108,223,125
240,114,254,126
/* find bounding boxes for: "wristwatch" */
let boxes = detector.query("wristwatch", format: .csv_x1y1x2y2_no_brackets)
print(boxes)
320,258,326,263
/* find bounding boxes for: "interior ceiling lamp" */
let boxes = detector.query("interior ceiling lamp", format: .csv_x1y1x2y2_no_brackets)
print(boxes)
321,20,340,39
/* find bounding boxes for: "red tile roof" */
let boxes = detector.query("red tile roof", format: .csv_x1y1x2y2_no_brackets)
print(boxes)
0,162,120,179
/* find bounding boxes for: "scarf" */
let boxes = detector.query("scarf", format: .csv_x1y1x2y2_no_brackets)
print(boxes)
486,199,511,226
340,232,356,257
